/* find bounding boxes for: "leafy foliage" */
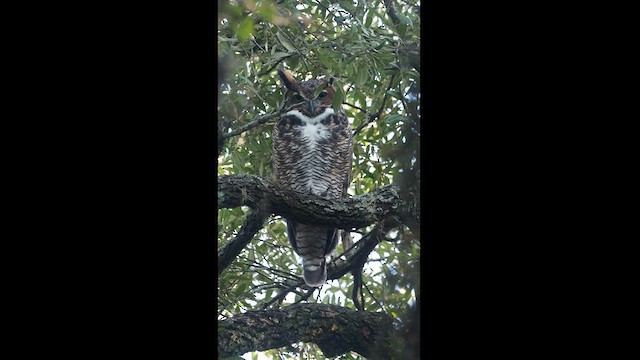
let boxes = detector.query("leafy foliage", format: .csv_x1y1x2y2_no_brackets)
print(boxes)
218,0,420,358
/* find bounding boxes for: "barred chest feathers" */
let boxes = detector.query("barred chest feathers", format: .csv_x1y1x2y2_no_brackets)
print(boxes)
281,108,340,197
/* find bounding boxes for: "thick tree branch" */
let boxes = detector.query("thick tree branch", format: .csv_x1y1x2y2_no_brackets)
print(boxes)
218,174,404,230
218,303,395,359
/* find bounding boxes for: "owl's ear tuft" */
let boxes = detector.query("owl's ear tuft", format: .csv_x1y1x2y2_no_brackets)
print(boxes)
278,69,297,90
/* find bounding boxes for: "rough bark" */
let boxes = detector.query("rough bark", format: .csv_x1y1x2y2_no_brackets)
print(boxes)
218,303,395,359
217,174,405,229
217,174,417,277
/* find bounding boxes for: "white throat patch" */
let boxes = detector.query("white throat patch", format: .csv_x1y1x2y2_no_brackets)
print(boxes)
286,108,335,125
286,108,334,151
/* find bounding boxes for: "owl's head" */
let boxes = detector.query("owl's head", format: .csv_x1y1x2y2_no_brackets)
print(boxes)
278,69,335,117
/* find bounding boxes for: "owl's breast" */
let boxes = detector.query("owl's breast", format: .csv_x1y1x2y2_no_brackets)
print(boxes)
299,121,330,149
273,108,347,197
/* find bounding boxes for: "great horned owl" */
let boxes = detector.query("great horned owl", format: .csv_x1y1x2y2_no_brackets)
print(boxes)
272,69,353,287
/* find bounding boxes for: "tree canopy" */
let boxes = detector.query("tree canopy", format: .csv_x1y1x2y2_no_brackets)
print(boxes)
218,0,420,358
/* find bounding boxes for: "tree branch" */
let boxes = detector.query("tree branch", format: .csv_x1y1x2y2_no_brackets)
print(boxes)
383,0,401,31
256,53,295,77
326,216,401,281
221,101,304,140
218,174,404,230
217,200,270,276
342,101,367,113
218,303,395,359
260,279,305,309
353,74,397,136
217,118,227,157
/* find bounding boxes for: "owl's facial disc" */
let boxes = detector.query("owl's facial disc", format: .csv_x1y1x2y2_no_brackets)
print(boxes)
292,93,304,103
307,90,332,116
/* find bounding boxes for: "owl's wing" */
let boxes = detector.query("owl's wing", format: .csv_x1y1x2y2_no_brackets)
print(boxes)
286,219,298,253
334,109,353,200
334,110,354,251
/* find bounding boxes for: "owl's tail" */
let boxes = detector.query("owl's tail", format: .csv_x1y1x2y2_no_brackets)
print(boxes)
302,258,327,287
287,221,339,287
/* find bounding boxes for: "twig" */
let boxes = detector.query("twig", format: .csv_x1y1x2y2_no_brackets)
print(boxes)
222,101,304,140
363,281,387,315
314,1,353,29
261,279,305,309
256,54,295,77
353,74,397,136
275,27,310,72
342,101,367,113
327,218,401,282
293,287,316,304
239,256,301,282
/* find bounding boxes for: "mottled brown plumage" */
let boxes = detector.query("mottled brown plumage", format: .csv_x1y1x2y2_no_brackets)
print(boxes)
272,69,353,287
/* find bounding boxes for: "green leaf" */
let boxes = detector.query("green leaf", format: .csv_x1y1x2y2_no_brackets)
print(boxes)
333,86,345,109
235,282,248,297
256,3,275,21
386,89,402,99
401,14,413,27
236,17,254,41
354,90,367,108
398,22,408,37
287,55,299,69
276,32,296,53
364,10,373,28
386,114,403,125
355,64,369,86
271,52,292,60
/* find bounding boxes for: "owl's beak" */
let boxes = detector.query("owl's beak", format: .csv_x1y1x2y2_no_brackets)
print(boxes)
307,99,320,116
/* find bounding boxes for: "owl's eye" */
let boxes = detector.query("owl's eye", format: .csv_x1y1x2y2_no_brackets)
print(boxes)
293,93,304,102
318,91,328,99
